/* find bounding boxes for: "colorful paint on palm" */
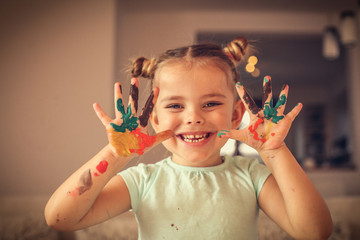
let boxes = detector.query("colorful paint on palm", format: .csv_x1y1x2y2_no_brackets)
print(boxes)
109,93,156,157
109,128,156,157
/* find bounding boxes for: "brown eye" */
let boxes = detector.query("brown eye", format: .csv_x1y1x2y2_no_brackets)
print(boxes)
203,102,222,108
166,104,183,109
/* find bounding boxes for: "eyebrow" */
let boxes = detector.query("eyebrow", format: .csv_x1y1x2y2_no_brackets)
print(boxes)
201,93,227,99
160,93,227,102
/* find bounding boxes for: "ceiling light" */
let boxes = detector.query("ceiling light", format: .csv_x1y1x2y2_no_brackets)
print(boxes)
322,26,340,60
339,10,358,47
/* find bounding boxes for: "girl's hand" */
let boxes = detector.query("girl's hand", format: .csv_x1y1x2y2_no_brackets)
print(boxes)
93,78,173,158
218,76,302,152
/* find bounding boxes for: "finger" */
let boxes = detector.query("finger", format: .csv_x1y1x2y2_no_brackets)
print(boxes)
114,82,125,119
154,129,174,143
217,129,248,142
93,103,112,127
262,76,273,109
275,84,289,115
128,78,139,115
286,102,303,122
130,129,174,157
138,89,157,128
236,82,260,116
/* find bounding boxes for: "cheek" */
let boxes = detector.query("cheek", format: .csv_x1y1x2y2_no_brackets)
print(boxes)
157,112,178,130
213,108,234,126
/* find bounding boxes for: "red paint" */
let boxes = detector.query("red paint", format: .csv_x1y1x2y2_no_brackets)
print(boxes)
271,133,275,137
96,160,108,174
94,172,100,177
129,128,157,155
248,118,266,143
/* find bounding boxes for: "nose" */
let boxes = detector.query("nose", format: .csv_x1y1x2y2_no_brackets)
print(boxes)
185,108,205,125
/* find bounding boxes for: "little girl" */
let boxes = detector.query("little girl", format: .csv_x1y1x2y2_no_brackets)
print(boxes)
45,37,332,239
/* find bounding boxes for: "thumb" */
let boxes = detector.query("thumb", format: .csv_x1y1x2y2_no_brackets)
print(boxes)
217,129,248,142
154,130,174,144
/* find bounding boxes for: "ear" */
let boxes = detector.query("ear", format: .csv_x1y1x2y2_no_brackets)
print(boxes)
149,107,160,133
231,99,245,129
149,86,161,133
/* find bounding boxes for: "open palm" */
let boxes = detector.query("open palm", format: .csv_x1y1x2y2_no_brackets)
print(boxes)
93,78,173,158
219,76,302,151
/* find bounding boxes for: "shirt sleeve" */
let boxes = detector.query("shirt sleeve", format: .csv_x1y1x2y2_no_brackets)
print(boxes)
118,163,151,212
248,158,272,199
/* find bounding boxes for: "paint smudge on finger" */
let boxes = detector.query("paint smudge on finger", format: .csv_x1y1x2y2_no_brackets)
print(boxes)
130,82,139,112
139,91,155,127
262,76,272,107
275,94,287,109
243,90,259,115
217,130,230,138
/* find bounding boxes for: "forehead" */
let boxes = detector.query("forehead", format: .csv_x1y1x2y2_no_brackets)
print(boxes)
155,61,234,95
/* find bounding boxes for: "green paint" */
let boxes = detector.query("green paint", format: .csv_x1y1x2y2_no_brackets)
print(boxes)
236,82,242,88
263,102,284,124
264,76,270,83
110,98,139,132
217,130,229,137
116,98,126,115
275,94,286,109
263,94,287,124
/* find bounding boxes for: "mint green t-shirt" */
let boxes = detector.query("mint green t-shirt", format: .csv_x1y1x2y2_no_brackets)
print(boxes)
120,155,271,240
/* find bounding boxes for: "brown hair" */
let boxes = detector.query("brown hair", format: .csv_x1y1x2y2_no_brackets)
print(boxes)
130,37,248,88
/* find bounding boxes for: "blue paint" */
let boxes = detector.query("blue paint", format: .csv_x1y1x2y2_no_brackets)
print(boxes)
217,130,229,138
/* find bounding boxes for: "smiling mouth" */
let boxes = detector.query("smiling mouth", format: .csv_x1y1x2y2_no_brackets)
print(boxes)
179,133,211,143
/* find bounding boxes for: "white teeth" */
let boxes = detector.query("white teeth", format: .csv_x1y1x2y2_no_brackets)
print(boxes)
181,134,209,143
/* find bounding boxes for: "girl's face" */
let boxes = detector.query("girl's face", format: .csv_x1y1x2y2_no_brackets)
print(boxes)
151,61,244,167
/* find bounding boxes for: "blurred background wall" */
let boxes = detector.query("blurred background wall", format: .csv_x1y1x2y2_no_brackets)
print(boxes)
0,0,359,199
0,0,116,196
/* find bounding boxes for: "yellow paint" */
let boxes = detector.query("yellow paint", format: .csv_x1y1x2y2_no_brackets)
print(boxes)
264,122,274,140
108,128,140,157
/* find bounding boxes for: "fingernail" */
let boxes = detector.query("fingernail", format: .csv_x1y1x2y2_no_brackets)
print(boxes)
264,76,271,83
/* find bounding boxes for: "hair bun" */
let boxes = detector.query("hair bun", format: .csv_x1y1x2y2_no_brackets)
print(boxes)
223,37,248,64
131,57,156,79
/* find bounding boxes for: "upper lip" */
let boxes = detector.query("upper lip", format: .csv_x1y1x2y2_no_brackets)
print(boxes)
177,131,213,136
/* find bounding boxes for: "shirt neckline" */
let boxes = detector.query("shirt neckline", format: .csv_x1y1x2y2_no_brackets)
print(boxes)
166,155,229,172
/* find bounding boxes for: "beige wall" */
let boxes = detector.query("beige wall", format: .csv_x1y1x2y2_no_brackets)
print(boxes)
0,0,359,197
0,0,115,195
